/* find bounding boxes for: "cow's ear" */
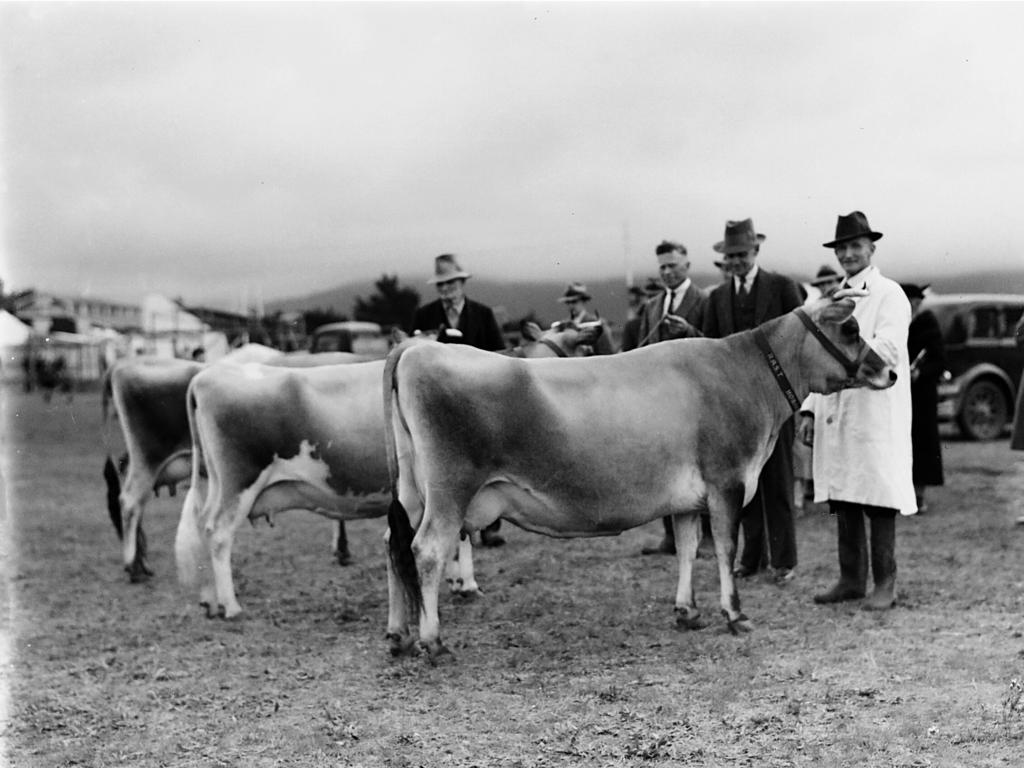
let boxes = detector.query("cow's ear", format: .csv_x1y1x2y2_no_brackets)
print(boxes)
521,321,542,342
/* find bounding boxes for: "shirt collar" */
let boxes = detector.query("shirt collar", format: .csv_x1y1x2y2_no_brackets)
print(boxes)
733,264,759,291
842,265,877,290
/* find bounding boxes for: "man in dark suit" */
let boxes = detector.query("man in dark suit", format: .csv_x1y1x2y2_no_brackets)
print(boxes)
636,240,708,555
410,254,506,352
701,219,803,583
411,253,507,546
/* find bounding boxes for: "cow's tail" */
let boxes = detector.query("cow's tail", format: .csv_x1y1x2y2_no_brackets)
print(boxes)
103,454,126,540
174,382,205,590
382,341,422,618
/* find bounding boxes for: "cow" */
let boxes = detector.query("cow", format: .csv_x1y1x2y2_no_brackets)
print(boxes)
382,291,898,661
102,345,366,581
173,320,605,618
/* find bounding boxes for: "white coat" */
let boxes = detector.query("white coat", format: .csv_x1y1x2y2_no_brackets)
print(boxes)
802,265,917,515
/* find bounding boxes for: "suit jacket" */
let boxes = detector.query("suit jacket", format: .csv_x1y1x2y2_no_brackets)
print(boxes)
700,269,802,339
411,298,506,351
636,282,707,346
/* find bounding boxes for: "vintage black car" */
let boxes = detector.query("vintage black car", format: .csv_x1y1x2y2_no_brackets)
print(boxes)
921,293,1024,440
308,321,390,358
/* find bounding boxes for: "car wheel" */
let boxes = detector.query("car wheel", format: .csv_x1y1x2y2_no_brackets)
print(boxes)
956,379,1009,440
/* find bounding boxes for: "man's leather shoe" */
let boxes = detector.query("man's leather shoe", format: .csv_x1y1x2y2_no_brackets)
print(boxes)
773,567,796,584
732,564,757,578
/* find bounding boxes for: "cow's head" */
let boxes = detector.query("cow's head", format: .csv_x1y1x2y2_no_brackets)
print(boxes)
520,319,603,358
799,289,897,394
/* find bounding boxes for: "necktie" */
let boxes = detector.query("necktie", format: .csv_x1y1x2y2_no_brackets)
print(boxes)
738,276,748,296
445,303,460,330
664,289,677,317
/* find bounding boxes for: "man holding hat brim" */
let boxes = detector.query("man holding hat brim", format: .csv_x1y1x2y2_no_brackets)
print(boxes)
636,239,708,555
411,254,506,352
558,283,614,355
701,218,803,584
410,253,507,547
798,211,915,610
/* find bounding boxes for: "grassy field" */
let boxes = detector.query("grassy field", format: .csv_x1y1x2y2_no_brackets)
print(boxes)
2,387,1023,767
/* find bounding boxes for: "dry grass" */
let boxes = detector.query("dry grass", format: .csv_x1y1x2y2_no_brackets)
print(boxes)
2,388,1023,767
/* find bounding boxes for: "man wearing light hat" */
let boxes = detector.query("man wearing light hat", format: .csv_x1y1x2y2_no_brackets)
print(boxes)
557,282,614,355
798,211,915,610
701,218,803,584
411,254,506,352
411,253,507,546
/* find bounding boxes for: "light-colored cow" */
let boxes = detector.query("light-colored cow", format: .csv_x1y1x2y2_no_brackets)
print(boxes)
383,292,898,660
102,345,365,580
174,321,605,618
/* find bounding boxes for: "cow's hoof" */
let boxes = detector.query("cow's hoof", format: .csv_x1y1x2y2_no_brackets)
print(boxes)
674,607,706,631
125,564,152,584
335,551,353,567
201,602,218,619
421,640,454,666
386,632,418,658
452,587,482,601
725,612,753,635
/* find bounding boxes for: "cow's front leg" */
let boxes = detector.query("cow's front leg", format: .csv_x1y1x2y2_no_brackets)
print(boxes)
384,528,417,657
445,533,481,598
708,493,752,634
413,502,463,663
332,521,352,566
672,513,705,630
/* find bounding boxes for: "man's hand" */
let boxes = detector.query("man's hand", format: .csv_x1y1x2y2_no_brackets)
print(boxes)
797,414,815,447
663,313,694,336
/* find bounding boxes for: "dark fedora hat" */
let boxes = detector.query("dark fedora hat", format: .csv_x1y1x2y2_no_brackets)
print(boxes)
823,211,883,248
713,218,766,254
810,264,841,287
558,282,592,303
900,282,929,300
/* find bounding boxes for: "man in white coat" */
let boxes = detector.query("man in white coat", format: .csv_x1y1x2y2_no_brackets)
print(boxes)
797,211,916,610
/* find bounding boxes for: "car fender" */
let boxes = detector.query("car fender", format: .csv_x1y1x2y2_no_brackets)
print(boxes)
945,363,1016,414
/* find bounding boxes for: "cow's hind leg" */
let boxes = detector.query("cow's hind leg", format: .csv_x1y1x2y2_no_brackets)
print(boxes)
708,491,752,634
413,498,463,663
175,485,217,614
119,484,154,583
672,513,705,630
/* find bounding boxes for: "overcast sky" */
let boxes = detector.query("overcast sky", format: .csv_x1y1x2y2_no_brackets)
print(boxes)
2,2,1023,311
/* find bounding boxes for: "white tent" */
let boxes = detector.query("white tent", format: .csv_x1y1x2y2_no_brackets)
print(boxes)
0,310,30,346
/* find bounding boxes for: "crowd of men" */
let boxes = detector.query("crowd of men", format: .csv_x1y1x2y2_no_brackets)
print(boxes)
407,211,916,611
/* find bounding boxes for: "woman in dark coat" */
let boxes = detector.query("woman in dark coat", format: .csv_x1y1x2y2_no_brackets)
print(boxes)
903,284,947,511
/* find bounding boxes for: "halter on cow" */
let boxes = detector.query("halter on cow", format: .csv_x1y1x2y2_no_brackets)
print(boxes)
383,290,897,661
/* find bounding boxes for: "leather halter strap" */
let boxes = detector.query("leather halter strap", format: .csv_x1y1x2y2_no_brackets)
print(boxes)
754,307,869,413
794,307,862,378
753,328,802,413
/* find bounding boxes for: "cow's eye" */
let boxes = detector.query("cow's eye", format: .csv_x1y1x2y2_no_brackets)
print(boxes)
840,318,859,341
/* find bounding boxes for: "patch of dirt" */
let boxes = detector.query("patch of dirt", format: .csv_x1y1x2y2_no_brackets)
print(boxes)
2,390,1023,766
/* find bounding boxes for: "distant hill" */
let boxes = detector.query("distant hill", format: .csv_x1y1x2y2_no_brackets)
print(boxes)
266,267,1024,329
